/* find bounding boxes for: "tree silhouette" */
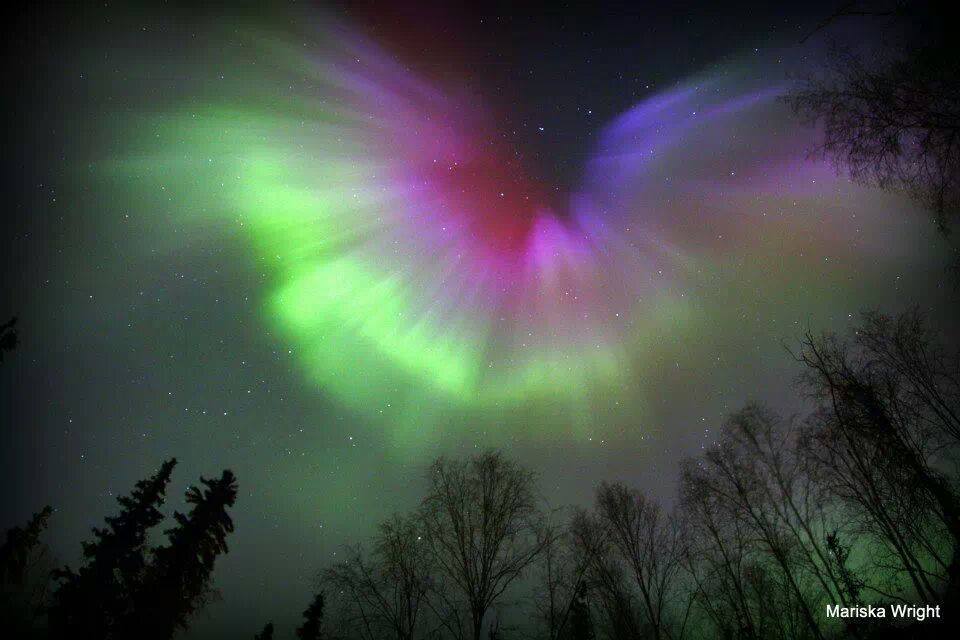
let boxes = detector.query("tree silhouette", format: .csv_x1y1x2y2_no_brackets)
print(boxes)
254,621,275,640
1,506,53,637
797,310,960,601
9,311,951,639
531,514,591,640
296,591,326,640
681,408,830,640
49,459,177,639
419,450,545,640
121,469,238,640
0,316,18,363
570,510,641,640
825,531,864,607
680,454,772,640
592,482,686,640
0,506,52,586
568,583,595,640
788,2,960,236
322,514,431,640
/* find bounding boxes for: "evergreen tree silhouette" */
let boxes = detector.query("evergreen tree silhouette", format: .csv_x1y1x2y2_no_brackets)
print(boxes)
296,591,325,640
49,459,177,639
0,506,52,586
568,583,595,640
0,316,18,363
1,505,53,636
254,621,274,640
123,469,238,640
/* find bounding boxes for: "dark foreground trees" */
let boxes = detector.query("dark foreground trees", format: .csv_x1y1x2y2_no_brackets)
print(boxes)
0,316,18,363
788,1,960,236
315,309,957,640
296,591,327,640
0,505,52,587
668,309,958,640
796,310,960,604
49,459,177,638
321,514,430,640
569,483,688,640
40,461,237,640
2,312,955,640
0,505,53,637
321,450,546,640
126,469,238,640
256,622,276,640
420,451,546,640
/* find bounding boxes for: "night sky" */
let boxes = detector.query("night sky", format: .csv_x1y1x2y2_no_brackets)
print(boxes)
1,2,956,637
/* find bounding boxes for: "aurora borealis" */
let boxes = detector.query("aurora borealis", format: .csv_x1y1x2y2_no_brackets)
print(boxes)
1,2,956,637
95,21,936,442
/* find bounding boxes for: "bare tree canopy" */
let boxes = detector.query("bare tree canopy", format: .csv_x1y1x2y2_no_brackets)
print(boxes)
530,510,598,640
796,308,960,601
592,483,686,640
788,1,960,234
322,514,432,640
419,450,546,640
310,340,958,639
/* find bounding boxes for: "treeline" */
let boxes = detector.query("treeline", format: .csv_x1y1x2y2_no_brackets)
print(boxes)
1,313,959,640
0,459,327,639
0,461,239,639
310,309,960,640
2,311,959,640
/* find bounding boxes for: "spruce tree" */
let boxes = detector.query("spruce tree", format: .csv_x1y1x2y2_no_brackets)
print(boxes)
126,469,238,640
254,621,274,640
296,591,325,640
0,505,52,586
49,458,176,639
568,583,595,640
0,316,17,363
1,506,53,636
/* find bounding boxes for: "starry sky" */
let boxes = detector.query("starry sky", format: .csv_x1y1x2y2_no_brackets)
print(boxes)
0,2,956,637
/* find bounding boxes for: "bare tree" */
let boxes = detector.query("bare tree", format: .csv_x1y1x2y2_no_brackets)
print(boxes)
795,309,960,600
531,511,594,640
591,483,689,640
570,509,641,640
800,403,948,602
322,514,432,640
680,411,828,640
418,450,545,640
854,309,960,446
788,2,960,235
718,406,868,617
679,465,765,640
